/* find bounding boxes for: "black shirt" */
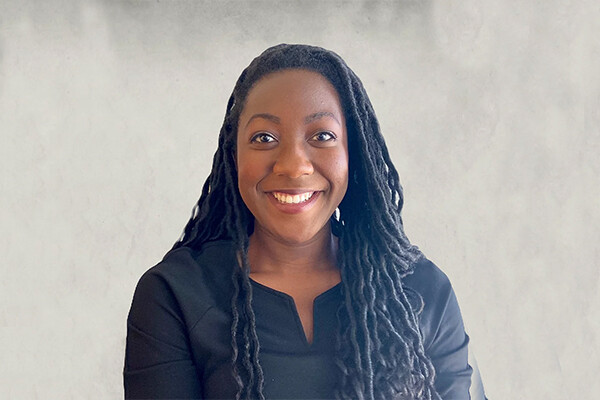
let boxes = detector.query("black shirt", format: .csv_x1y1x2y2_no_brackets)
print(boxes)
124,240,472,399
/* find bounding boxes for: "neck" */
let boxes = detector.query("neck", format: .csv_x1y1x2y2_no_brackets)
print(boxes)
248,224,338,274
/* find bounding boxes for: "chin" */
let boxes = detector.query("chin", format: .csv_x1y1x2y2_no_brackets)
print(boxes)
287,222,335,244
275,231,321,245
256,222,328,246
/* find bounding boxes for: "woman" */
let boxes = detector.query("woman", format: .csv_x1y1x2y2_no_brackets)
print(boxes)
124,44,473,399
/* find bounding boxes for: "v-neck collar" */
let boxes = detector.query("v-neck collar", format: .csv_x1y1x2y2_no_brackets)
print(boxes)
250,278,341,349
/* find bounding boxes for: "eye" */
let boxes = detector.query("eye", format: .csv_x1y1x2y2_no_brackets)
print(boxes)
310,131,336,142
250,132,277,144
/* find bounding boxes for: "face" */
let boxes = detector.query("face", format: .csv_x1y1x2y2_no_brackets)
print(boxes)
236,69,349,245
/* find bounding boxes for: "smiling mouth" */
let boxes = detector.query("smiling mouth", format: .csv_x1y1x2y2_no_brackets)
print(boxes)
271,191,315,204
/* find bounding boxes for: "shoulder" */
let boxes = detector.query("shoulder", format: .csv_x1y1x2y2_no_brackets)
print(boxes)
140,240,236,292
402,257,463,352
402,257,453,306
129,240,238,328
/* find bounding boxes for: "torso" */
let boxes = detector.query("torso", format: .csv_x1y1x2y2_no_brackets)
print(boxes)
125,240,472,399
250,268,341,344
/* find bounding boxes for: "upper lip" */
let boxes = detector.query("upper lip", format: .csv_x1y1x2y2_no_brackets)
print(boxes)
265,189,319,194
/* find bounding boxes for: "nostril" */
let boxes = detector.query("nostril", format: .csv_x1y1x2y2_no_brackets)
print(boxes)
273,152,314,177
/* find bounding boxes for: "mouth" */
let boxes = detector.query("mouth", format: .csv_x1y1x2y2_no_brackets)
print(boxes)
271,191,315,204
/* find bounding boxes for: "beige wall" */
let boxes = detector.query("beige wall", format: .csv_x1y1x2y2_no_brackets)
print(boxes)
1,1,598,398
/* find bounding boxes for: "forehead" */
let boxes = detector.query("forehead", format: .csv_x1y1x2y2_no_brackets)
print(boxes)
241,69,344,116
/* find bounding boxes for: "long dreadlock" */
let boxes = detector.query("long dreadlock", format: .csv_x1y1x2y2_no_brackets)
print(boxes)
172,44,440,400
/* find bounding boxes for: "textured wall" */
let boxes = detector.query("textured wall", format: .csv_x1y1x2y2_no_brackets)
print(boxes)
1,1,598,398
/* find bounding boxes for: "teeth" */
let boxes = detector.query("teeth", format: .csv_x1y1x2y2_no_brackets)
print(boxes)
273,191,314,204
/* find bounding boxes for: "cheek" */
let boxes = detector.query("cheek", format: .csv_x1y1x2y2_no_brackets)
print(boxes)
338,166,349,198
338,146,350,183
327,149,349,198
236,163,255,213
236,151,267,194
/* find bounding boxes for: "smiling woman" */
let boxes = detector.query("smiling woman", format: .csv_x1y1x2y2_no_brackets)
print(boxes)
237,69,348,246
124,44,481,400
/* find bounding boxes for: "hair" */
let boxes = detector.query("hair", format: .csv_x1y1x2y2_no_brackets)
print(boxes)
172,44,439,400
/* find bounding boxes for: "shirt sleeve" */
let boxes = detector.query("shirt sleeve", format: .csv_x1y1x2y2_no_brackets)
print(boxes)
124,269,204,399
407,259,473,399
427,287,472,399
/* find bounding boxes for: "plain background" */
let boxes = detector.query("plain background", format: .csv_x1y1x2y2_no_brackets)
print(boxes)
1,1,598,399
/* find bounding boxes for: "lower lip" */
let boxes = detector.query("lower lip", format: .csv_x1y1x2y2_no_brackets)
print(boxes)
267,192,321,214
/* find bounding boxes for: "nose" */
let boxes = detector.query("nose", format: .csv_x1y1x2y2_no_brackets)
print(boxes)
272,141,314,178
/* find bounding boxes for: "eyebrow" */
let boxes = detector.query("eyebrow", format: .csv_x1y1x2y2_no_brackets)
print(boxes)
245,113,281,127
245,111,341,128
304,111,341,125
